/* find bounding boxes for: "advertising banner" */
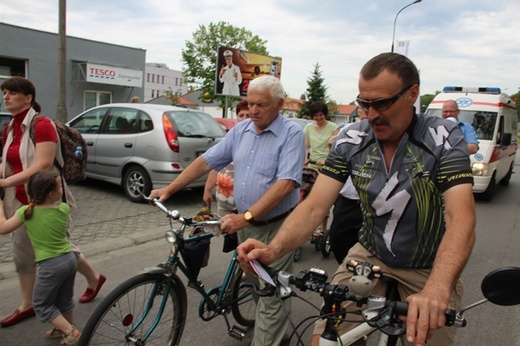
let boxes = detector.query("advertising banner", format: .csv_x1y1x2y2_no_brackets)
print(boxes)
86,63,143,87
215,46,282,97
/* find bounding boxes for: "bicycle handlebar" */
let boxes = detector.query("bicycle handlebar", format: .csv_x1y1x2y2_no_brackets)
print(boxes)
145,196,222,227
248,261,467,339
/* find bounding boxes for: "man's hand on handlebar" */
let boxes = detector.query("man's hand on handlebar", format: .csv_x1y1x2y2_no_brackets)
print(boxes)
219,213,248,235
148,187,171,203
405,288,450,346
237,239,278,275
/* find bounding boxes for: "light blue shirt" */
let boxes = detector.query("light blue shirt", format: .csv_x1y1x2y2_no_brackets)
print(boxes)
458,120,479,147
204,115,305,221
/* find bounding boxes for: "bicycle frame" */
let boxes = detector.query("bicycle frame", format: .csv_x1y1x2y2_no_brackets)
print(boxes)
126,220,250,343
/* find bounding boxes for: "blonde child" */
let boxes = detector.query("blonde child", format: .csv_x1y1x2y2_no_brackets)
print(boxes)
0,171,80,345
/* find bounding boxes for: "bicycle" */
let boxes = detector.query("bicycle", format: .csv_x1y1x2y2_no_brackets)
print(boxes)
78,198,256,346
247,259,520,345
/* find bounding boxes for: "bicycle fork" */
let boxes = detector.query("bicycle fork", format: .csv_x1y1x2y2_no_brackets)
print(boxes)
126,278,172,344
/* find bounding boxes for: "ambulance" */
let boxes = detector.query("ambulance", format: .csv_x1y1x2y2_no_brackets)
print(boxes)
425,86,518,201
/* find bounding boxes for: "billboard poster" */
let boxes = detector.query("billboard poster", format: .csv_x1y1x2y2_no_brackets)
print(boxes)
215,46,282,97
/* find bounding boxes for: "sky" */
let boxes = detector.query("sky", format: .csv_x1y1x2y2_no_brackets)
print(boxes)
1,0,519,105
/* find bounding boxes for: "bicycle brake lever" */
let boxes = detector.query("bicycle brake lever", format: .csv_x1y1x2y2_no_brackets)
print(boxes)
241,282,275,297
365,304,405,336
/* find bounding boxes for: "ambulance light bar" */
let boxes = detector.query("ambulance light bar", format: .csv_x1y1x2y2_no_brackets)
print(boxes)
442,86,501,94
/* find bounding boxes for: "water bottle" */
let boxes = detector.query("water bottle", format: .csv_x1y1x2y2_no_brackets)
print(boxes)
74,146,83,160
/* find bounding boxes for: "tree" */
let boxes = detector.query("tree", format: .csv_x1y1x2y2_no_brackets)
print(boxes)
181,22,268,110
509,90,520,121
298,63,330,118
163,87,180,106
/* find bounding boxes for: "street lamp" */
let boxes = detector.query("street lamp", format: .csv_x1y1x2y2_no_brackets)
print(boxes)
391,0,422,53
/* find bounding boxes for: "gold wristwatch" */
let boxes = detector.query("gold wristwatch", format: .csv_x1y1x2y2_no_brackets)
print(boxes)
243,210,254,223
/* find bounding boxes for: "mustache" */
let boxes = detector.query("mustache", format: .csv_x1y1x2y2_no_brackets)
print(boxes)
369,117,388,126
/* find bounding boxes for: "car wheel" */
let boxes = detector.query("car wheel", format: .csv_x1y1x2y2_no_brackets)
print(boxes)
477,172,495,202
123,166,151,203
499,163,514,186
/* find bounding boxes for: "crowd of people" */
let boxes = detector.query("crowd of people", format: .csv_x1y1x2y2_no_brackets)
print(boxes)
1,51,479,346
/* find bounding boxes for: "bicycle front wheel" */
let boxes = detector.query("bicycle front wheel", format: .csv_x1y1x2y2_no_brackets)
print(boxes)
231,268,257,327
79,273,187,346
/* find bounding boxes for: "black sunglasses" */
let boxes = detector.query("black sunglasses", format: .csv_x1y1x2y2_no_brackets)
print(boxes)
356,84,414,112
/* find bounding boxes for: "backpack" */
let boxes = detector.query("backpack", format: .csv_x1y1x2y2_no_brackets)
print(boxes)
30,114,88,184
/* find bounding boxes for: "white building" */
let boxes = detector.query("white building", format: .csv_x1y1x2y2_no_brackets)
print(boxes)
144,63,187,101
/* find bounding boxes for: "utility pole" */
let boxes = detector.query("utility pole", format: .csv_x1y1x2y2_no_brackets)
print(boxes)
56,0,68,122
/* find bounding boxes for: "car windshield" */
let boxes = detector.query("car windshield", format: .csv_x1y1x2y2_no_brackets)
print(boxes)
169,111,224,138
425,109,497,141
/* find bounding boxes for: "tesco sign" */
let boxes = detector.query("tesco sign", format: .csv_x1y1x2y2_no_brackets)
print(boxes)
86,63,143,87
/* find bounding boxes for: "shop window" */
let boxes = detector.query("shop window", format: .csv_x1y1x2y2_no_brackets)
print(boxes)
84,90,112,111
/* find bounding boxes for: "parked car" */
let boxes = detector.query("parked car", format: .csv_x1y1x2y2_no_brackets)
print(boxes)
214,118,238,132
67,103,225,202
0,111,12,156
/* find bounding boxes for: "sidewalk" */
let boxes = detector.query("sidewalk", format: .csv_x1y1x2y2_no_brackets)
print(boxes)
0,179,202,280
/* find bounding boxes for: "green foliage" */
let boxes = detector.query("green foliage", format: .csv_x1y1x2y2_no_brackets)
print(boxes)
298,63,328,118
419,90,441,113
509,90,520,120
181,22,268,109
163,87,180,106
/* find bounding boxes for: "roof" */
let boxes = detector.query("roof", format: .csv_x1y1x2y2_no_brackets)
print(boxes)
336,104,358,116
145,95,198,107
282,98,304,112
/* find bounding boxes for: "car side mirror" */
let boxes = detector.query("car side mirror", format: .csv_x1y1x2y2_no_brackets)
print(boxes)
500,133,512,147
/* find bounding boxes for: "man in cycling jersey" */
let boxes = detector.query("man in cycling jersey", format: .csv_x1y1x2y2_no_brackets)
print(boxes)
237,52,475,346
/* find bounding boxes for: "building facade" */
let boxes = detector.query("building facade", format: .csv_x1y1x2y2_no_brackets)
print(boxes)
0,23,145,119
144,63,187,101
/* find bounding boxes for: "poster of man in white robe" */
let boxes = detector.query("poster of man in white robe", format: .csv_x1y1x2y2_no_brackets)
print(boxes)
215,46,282,97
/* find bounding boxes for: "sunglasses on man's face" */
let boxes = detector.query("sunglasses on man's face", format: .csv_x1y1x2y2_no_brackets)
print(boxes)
356,84,414,112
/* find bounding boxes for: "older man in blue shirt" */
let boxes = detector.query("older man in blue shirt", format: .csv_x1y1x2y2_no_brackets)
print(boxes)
442,99,479,154
150,75,305,346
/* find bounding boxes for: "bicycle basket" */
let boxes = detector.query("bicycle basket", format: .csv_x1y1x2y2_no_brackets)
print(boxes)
180,226,211,279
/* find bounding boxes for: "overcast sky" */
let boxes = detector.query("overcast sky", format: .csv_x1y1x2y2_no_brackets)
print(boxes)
1,0,519,104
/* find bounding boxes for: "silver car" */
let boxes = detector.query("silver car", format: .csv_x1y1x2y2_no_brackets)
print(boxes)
67,103,225,202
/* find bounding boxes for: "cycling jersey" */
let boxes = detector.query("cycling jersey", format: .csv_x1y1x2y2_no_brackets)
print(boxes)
321,114,473,268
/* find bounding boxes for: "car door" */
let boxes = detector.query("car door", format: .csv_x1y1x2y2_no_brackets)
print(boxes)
68,106,108,175
95,107,138,180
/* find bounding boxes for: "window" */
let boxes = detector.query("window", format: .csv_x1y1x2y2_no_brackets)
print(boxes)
147,73,150,82
138,113,154,132
84,91,112,111
152,74,155,83
175,77,178,86
69,107,107,133
104,107,138,134
161,75,164,84
151,90,155,98
0,57,26,79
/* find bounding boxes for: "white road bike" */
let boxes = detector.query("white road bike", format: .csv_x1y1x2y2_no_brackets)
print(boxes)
248,260,520,346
